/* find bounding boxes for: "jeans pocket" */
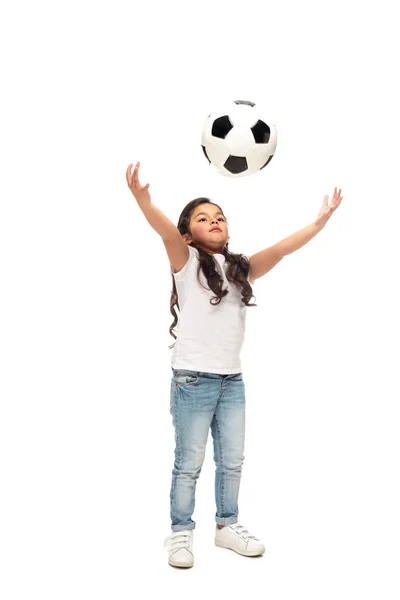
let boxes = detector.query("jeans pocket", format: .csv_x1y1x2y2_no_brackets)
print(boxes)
173,370,199,387
229,372,242,381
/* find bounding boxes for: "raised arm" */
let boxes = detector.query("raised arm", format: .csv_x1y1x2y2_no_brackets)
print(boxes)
248,187,343,282
126,161,179,241
126,161,190,272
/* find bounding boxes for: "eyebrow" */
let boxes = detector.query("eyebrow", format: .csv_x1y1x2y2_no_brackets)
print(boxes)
195,211,225,218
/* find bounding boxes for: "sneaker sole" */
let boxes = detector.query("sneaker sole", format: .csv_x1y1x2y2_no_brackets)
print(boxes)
168,558,194,568
215,538,265,557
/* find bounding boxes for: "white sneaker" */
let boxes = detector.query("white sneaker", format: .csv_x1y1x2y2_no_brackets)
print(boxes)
164,529,194,568
215,523,265,556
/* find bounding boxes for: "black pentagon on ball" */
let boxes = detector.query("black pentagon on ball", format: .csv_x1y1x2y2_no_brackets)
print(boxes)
251,120,271,143
202,145,211,164
212,115,233,139
224,155,248,174
234,99,255,107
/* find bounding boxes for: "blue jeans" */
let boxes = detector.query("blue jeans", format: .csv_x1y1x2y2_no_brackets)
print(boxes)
169,368,246,532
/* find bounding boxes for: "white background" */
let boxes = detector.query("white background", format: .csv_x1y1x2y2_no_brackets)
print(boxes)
1,0,399,598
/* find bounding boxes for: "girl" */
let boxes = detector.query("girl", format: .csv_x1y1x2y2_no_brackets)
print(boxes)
126,161,343,568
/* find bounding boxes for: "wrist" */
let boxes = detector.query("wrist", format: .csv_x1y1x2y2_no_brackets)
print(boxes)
313,220,325,232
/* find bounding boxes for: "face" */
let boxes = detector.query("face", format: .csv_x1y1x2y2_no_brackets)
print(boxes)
183,204,229,254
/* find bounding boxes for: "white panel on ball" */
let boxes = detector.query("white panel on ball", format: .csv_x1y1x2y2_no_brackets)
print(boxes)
225,127,255,156
203,136,230,166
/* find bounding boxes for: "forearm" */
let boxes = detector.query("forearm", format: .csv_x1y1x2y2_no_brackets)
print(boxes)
273,222,323,258
137,199,179,241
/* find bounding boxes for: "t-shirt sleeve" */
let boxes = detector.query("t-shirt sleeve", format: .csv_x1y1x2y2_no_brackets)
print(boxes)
171,245,198,280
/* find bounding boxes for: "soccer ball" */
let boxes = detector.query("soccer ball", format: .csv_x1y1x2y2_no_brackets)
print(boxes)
201,99,277,178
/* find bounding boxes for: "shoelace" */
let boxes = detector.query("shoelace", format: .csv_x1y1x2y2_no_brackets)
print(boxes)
164,530,192,551
229,523,259,540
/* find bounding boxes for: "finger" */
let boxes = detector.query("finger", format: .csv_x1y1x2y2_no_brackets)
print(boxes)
324,194,329,206
133,161,140,185
126,163,133,185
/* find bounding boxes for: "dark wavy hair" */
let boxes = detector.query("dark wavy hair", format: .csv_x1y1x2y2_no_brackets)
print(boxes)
169,197,257,349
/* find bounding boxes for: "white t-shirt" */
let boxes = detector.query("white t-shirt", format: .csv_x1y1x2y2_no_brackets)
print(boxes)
170,245,252,374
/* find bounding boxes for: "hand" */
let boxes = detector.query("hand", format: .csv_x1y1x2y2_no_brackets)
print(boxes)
126,161,151,203
315,187,343,228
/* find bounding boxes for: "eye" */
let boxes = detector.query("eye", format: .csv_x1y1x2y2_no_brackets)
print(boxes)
198,217,225,222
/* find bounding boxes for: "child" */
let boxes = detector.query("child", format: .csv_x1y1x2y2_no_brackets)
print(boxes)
126,161,343,568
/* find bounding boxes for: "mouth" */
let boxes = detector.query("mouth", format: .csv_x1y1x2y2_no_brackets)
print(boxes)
210,228,221,232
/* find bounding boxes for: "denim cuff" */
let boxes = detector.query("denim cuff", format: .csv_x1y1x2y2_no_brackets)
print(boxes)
215,516,238,526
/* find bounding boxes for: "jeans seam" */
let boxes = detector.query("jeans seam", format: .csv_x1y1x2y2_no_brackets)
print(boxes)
171,387,180,525
215,410,225,514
